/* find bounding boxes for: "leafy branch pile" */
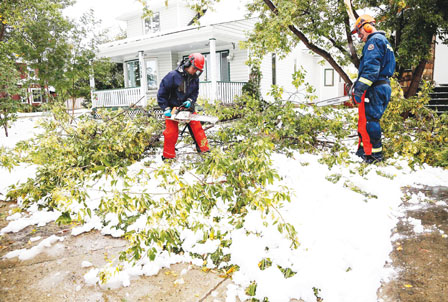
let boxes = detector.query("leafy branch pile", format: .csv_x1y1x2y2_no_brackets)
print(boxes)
382,79,448,167
1,92,355,281
2,83,446,295
5,105,162,209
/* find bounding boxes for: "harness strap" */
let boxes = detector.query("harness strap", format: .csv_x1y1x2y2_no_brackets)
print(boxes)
371,80,389,87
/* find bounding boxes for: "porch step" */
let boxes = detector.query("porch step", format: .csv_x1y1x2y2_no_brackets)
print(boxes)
427,84,448,112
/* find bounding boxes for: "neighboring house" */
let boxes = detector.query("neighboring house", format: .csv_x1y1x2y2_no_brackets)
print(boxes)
93,1,346,108
15,63,54,106
14,62,84,110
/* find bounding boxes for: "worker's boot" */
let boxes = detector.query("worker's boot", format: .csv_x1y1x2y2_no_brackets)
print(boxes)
364,152,384,164
355,147,366,160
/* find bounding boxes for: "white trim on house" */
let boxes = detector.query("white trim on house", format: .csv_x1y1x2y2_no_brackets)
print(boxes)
98,19,255,60
434,36,448,85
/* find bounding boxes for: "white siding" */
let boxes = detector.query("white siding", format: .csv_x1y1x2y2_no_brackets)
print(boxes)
171,52,179,70
156,52,174,81
259,54,273,100
276,53,297,99
434,37,448,85
159,1,196,30
229,47,249,82
127,17,143,38
260,46,342,102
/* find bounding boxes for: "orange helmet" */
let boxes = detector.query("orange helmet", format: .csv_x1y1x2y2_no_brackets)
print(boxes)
351,14,376,34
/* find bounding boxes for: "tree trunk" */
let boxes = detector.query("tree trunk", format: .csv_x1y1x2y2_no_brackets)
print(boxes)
262,0,352,85
3,120,8,137
0,22,6,42
405,59,427,98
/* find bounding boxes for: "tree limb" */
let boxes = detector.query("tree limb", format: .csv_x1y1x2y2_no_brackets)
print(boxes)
339,0,359,68
262,0,352,85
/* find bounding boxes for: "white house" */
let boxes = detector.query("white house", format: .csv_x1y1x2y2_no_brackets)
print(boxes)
434,36,448,85
93,0,343,108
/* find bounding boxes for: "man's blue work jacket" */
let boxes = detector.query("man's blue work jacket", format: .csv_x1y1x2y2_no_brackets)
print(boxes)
157,67,199,111
354,31,396,96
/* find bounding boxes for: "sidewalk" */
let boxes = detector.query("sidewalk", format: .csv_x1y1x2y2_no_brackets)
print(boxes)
16,109,91,119
0,201,233,302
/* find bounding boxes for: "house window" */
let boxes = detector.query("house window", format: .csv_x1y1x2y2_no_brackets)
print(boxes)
125,59,158,90
145,58,158,90
272,53,276,85
183,50,230,82
30,88,42,103
144,12,160,35
324,68,334,86
125,60,140,87
27,67,36,79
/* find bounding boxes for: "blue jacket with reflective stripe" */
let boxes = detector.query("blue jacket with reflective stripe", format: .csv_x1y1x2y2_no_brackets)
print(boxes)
157,67,199,111
354,32,396,95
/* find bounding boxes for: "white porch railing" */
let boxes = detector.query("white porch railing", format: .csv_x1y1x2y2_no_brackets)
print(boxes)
92,87,146,108
199,81,246,104
92,82,246,108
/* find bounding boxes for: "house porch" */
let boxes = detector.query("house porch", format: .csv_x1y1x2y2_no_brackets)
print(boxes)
92,19,254,108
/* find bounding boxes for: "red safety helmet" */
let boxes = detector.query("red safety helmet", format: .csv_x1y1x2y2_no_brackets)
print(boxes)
186,53,205,71
351,14,376,34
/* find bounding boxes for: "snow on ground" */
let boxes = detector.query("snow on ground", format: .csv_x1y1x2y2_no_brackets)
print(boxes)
3,235,64,261
1,115,448,302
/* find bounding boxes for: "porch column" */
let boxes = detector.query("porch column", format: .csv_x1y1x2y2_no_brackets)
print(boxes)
89,62,96,108
209,38,217,102
123,61,129,88
138,50,148,107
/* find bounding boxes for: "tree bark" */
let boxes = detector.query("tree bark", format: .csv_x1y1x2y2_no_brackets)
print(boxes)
0,22,6,42
340,0,360,69
405,59,427,98
3,120,9,137
262,0,352,85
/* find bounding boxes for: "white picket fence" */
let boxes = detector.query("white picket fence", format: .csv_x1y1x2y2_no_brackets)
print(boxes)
92,87,145,108
65,98,84,110
199,81,245,104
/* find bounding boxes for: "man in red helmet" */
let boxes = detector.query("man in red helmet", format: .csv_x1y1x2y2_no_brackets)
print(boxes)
157,53,210,160
350,14,396,164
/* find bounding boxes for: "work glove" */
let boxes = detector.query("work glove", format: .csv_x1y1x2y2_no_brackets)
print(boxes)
350,94,362,105
181,99,192,108
164,107,172,117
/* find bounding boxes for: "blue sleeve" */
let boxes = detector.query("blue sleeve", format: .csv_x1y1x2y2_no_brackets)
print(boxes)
354,39,385,96
157,73,173,110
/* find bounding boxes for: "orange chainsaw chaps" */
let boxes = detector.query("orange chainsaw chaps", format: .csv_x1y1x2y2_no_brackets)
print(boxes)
162,114,209,159
357,91,373,155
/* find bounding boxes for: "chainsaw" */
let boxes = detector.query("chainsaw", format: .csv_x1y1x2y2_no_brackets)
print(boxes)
307,95,351,107
169,106,219,124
